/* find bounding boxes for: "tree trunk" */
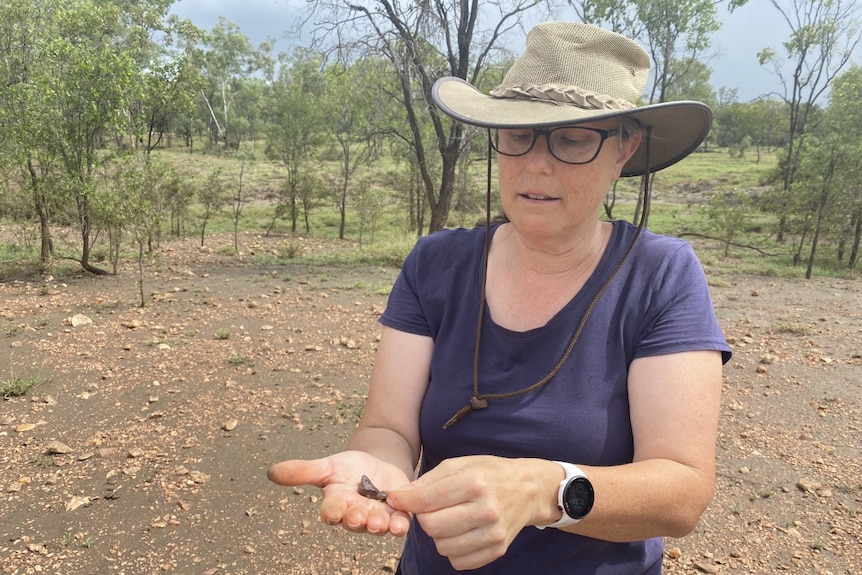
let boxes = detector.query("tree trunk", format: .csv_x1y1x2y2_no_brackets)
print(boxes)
849,208,861,270
28,159,53,266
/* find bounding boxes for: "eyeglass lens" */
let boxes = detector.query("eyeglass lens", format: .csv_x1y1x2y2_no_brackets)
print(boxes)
492,127,615,164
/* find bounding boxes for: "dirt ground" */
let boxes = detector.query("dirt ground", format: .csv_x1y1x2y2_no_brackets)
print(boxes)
1,232,860,575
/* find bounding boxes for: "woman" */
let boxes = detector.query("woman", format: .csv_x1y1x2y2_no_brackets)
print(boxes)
269,22,732,574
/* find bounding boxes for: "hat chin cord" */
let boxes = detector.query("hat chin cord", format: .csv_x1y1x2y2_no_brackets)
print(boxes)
442,128,653,429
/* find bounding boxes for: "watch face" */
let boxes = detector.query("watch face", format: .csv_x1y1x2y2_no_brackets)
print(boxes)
563,477,594,519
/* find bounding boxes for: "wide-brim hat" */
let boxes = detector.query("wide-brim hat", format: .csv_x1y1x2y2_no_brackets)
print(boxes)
431,22,712,177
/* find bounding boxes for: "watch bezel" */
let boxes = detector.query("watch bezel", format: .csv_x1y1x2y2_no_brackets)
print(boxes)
562,475,594,520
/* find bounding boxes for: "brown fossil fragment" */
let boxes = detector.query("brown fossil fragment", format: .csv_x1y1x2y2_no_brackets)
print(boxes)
358,475,388,501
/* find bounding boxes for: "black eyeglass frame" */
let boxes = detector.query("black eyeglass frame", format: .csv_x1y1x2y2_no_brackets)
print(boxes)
490,126,621,165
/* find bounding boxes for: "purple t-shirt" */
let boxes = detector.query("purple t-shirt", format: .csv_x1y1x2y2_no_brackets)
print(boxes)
380,221,731,575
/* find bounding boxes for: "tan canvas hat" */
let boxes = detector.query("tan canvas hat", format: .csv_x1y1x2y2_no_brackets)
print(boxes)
431,22,712,177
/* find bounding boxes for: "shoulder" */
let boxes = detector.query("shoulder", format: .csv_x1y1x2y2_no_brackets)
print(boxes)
610,221,702,278
404,226,487,273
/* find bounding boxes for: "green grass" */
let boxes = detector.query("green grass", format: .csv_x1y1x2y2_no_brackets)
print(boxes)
656,148,777,191
0,374,48,397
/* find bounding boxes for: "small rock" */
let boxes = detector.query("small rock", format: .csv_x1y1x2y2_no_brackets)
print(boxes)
759,354,777,365
190,471,210,484
128,447,145,458
45,440,73,455
797,478,822,493
65,314,93,327
693,562,719,574
65,495,91,511
223,419,239,431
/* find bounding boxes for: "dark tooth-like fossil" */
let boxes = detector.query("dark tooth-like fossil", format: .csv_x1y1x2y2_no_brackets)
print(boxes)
358,475,388,501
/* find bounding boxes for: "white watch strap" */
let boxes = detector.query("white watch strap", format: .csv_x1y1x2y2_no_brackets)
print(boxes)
535,461,587,530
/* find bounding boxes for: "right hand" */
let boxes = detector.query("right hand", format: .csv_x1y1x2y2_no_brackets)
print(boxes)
268,450,412,536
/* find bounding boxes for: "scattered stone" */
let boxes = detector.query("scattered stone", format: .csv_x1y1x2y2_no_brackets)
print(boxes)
797,478,822,493
190,471,210,484
45,440,73,455
128,447,146,458
759,353,777,365
223,418,239,431
65,314,93,327
693,562,719,574
65,496,91,511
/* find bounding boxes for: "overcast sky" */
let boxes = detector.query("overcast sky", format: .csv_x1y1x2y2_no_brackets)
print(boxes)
168,0,850,103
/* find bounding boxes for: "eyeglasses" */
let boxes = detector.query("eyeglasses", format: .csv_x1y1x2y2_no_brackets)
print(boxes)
491,126,620,165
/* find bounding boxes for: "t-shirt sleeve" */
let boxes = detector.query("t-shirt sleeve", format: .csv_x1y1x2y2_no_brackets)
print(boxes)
633,241,732,364
379,240,433,337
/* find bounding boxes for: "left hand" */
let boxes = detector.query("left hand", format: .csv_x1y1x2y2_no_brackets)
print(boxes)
386,456,554,571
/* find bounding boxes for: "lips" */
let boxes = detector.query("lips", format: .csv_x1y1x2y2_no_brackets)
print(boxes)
521,193,558,201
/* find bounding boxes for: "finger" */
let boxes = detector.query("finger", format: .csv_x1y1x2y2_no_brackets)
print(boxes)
318,485,352,525
267,458,332,488
387,510,412,537
387,473,467,515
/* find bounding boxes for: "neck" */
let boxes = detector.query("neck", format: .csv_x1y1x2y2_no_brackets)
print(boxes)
499,220,611,278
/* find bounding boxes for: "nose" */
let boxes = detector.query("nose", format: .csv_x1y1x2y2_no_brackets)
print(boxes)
524,132,555,170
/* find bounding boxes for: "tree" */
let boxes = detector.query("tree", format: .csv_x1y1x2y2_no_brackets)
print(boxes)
230,152,253,252
706,191,753,257
199,18,274,150
304,0,549,233
136,18,206,154
101,154,176,304
801,64,862,274
323,59,380,240
196,170,228,247
715,99,788,161
0,0,64,266
264,48,328,233
758,0,862,241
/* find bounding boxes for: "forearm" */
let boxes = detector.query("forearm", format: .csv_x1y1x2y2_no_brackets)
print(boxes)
346,425,419,481
531,458,715,541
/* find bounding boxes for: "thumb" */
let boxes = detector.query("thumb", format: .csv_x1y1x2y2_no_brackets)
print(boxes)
385,478,436,514
267,458,332,488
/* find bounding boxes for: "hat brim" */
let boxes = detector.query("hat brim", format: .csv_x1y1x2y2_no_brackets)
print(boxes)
432,77,712,178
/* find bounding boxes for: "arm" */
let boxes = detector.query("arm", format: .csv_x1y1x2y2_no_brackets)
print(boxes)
268,326,432,536
345,325,432,478
553,349,723,539
387,349,723,569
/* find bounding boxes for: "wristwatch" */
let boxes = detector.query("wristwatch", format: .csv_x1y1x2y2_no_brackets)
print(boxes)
536,461,594,529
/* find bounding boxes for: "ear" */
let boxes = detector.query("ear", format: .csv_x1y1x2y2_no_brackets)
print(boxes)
611,131,642,180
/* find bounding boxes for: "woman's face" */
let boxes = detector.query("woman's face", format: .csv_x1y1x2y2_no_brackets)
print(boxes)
496,120,641,240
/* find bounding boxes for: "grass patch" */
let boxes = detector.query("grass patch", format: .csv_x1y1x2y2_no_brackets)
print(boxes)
774,322,812,336
0,374,48,397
